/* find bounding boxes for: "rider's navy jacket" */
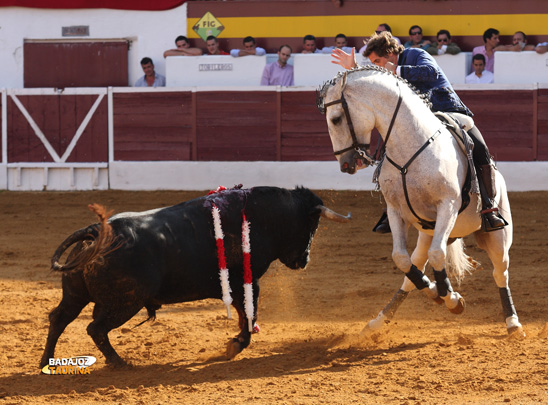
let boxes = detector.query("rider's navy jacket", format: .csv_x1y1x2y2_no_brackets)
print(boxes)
398,48,473,117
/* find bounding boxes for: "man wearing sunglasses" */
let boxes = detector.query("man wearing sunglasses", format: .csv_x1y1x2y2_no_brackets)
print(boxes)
426,29,461,56
403,25,431,50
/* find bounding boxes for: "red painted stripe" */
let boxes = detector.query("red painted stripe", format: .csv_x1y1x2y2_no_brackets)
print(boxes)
216,238,227,270
0,0,186,10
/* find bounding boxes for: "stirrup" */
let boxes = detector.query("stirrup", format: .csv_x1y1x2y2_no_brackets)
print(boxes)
372,211,391,234
481,208,508,232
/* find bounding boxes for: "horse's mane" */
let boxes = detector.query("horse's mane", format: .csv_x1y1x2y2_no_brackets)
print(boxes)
316,64,432,114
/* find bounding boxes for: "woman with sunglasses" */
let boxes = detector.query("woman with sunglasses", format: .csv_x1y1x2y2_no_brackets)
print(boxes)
426,29,461,56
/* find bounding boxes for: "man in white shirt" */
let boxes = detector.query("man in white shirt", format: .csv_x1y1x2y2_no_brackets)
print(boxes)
465,54,494,84
321,33,353,54
230,36,266,57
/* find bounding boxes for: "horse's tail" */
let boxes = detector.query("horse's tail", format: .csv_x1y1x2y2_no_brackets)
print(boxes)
446,238,479,286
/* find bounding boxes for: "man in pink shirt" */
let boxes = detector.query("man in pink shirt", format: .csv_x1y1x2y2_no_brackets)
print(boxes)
260,45,294,86
472,28,500,73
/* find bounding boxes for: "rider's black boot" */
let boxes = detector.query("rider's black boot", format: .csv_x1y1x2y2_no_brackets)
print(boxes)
479,164,508,232
372,210,391,234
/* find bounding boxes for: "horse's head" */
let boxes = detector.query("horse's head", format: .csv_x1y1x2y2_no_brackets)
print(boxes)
317,70,377,174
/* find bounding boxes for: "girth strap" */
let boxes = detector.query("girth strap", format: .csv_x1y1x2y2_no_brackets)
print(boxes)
385,129,442,230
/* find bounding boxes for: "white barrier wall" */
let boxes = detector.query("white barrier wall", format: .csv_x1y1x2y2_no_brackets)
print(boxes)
293,54,351,86
166,55,267,87
433,52,472,84
494,51,548,84
0,4,188,89
109,161,548,192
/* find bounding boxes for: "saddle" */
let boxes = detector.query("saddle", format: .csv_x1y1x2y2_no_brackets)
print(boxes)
435,111,480,195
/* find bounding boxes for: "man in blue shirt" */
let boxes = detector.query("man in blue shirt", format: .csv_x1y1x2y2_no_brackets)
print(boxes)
134,57,166,87
331,32,506,232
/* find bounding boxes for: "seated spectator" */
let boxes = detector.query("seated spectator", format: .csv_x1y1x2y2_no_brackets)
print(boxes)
205,36,229,55
465,54,494,84
134,57,166,87
403,25,431,50
230,36,266,57
358,23,400,54
302,34,321,54
536,42,548,54
472,28,500,72
260,45,294,86
426,29,461,55
496,31,536,52
163,35,203,58
322,33,353,54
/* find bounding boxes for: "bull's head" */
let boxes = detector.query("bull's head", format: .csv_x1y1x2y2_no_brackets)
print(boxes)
279,188,351,270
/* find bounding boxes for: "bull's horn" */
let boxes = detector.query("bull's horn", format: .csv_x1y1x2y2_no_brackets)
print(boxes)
317,205,352,223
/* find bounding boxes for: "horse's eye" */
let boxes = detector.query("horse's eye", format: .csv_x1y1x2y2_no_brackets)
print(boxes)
331,116,342,125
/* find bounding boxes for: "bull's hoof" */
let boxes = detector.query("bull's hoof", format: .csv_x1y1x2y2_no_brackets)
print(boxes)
106,357,130,369
225,339,243,359
448,296,465,314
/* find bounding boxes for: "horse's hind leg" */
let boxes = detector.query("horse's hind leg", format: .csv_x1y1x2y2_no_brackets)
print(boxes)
475,224,523,335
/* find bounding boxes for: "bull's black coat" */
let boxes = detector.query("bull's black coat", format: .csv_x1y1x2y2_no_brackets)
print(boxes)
40,186,325,367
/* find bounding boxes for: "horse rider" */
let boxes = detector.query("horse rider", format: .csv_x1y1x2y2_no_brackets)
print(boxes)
331,31,507,233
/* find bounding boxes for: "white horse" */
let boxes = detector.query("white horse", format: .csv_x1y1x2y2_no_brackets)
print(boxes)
317,66,523,335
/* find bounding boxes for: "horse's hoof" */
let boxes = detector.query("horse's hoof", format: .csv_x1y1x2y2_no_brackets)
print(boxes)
226,339,243,359
361,321,382,335
508,326,526,338
448,296,465,314
433,296,444,305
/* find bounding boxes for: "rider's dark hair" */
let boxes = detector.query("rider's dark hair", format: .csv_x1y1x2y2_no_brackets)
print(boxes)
364,31,404,58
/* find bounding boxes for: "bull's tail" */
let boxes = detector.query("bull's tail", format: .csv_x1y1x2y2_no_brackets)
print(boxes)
51,204,118,272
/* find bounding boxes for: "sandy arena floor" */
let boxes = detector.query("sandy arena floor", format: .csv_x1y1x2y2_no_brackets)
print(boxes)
0,189,547,404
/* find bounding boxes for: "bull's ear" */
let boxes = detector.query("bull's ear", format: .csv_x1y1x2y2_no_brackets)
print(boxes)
315,205,352,223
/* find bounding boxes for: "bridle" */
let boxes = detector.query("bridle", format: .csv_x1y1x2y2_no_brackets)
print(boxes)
322,74,403,165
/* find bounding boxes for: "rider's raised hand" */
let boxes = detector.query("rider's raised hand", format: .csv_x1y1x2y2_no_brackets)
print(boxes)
331,47,357,70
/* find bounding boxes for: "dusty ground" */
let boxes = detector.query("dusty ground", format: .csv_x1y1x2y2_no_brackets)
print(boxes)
0,189,547,404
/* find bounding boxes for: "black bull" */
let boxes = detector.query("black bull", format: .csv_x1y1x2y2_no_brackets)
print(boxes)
40,186,350,368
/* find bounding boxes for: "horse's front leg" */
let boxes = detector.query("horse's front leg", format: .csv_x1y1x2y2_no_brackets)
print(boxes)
390,212,440,300
429,206,465,314
363,231,440,332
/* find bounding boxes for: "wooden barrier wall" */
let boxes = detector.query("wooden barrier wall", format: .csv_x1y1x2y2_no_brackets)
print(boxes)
3,87,548,166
